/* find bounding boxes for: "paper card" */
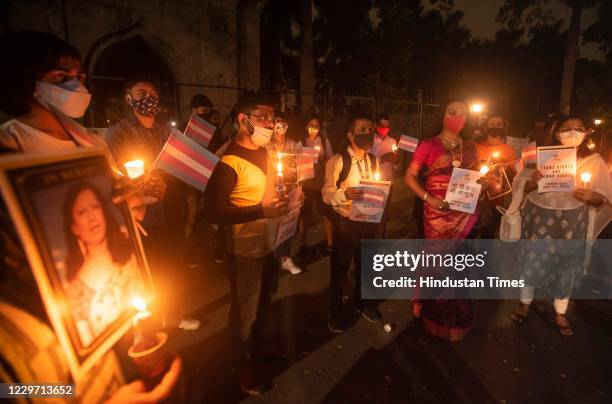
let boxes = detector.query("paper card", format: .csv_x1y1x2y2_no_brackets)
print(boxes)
274,187,302,249
537,145,576,193
444,168,482,214
349,180,391,223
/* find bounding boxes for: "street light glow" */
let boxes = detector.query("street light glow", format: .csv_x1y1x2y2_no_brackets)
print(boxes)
594,119,602,126
471,103,484,113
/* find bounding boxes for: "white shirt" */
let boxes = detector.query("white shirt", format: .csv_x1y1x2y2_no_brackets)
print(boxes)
322,146,376,218
0,119,77,152
370,134,397,181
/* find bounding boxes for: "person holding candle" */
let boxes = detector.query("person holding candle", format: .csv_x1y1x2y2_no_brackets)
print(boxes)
298,116,334,255
509,114,612,336
404,98,481,341
265,113,303,275
204,93,289,395
371,112,399,237
107,76,201,332
475,113,516,163
0,31,181,404
322,116,381,332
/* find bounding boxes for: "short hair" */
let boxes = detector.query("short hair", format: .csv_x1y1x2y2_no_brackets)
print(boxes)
0,31,81,116
346,115,372,134
376,112,390,123
123,75,158,93
234,91,275,115
304,114,321,127
190,94,213,109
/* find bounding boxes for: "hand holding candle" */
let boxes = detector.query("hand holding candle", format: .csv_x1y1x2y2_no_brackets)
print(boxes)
479,165,490,175
124,160,145,179
580,172,592,188
276,153,286,194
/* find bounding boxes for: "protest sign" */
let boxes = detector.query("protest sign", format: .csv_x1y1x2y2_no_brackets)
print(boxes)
274,187,302,249
350,180,391,223
444,168,483,214
537,145,576,193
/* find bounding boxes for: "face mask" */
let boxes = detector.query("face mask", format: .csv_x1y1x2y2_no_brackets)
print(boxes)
35,79,91,118
486,128,506,138
130,95,160,116
308,127,319,136
444,115,467,134
245,117,273,147
376,127,390,138
353,133,373,150
558,130,586,147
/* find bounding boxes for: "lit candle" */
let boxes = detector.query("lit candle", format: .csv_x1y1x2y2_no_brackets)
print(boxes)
492,151,500,160
276,153,285,193
314,145,321,152
124,160,145,179
374,171,381,181
480,165,490,175
580,172,592,188
392,144,398,152
132,296,151,327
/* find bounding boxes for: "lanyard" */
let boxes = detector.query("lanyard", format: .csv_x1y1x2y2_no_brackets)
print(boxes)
355,155,371,180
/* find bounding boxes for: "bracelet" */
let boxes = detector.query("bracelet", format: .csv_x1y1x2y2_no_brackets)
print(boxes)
423,192,429,201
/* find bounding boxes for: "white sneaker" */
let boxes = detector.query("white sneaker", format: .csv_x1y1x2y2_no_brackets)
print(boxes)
178,317,201,331
280,257,302,275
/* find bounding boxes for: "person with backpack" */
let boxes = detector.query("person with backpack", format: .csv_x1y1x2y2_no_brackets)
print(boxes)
322,116,381,333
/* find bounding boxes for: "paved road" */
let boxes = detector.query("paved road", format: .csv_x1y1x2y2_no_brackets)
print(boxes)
148,178,611,403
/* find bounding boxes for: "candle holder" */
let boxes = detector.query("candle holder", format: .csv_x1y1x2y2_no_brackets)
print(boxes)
128,332,175,391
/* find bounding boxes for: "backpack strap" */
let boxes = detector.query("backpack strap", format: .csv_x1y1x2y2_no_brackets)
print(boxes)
337,150,352,189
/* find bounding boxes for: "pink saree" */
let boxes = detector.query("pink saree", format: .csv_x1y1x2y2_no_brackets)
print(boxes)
409,136,479,341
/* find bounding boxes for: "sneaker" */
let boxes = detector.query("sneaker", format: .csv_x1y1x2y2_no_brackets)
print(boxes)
328,311,345,333
178,317,201,331
358,306,381,323
213,248,225,264
238,365,265,396
280,257,302,274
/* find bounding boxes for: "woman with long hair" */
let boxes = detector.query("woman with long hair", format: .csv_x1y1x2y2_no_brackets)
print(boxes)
404,98,481,341
298,115,334,254
62,182,141,345
509,115,612,336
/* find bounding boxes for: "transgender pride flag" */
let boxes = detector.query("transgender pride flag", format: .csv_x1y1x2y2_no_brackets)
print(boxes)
184,113,216,148
361,187,387,208
155,130,219,192
521,141,537,165
398,135,419,152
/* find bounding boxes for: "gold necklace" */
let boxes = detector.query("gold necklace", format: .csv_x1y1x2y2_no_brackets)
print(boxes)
439,135,463,167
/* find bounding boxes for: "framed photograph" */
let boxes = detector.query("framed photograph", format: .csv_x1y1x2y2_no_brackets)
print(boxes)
486,165,513,200
0,148,153,381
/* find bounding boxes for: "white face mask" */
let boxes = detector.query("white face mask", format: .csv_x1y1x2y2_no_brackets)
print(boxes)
35,78,91,118
246,117,273,147
558,130,586,147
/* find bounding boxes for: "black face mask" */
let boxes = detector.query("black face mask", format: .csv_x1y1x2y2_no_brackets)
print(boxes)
354,133,373,150
486,128,506,138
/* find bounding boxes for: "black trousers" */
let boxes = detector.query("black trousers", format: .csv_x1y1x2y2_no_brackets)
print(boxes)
329,214,377,314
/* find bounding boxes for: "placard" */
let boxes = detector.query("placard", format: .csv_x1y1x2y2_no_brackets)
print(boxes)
444,168,482,214
0,149,153,382
350,180,391,223
274,187,302,249
537,145,576,193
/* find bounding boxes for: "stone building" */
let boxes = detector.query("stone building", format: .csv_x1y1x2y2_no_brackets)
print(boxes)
0,0,267,127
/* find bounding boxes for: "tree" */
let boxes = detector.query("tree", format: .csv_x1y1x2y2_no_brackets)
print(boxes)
497,0,599,115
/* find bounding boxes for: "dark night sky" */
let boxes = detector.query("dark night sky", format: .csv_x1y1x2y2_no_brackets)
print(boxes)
428,0,602,61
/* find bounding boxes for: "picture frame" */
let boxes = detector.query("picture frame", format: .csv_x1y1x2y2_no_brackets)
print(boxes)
0,148,153,382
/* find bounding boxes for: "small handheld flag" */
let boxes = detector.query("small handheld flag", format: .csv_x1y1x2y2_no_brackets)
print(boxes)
398,135,419,152
521,142,537,165
184,113,216,148
297,154,315,181
301,146,319,161
154,130,219,192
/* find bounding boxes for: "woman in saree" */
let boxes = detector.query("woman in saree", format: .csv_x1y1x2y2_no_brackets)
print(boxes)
404,98,481,341
509,115,612,336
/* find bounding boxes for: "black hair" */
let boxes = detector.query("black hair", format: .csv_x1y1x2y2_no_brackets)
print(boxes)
190,93,213,109
551,114,594,158
346,115,373,134
123,75,158,93
63,182,133,282
376,112,390,123
434,97,472,138
234,91,275,116
0,31,81,116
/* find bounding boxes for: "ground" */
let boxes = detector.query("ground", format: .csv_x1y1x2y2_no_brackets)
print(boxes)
128,175,612,404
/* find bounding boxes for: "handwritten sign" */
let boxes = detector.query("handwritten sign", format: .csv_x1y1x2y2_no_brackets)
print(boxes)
445,168,482,214
537,145,576,193
274,187,302,249
350,180,391,223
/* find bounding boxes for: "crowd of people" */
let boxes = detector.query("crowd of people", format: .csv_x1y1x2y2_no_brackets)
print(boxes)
0,30,611,401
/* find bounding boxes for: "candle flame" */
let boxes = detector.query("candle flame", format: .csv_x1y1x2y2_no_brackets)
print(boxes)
124,160,144,179
392,144,398,152
580,172,592,183
480,165,490,175
132,297,147,312
374,172,381,181
492,151,500,159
